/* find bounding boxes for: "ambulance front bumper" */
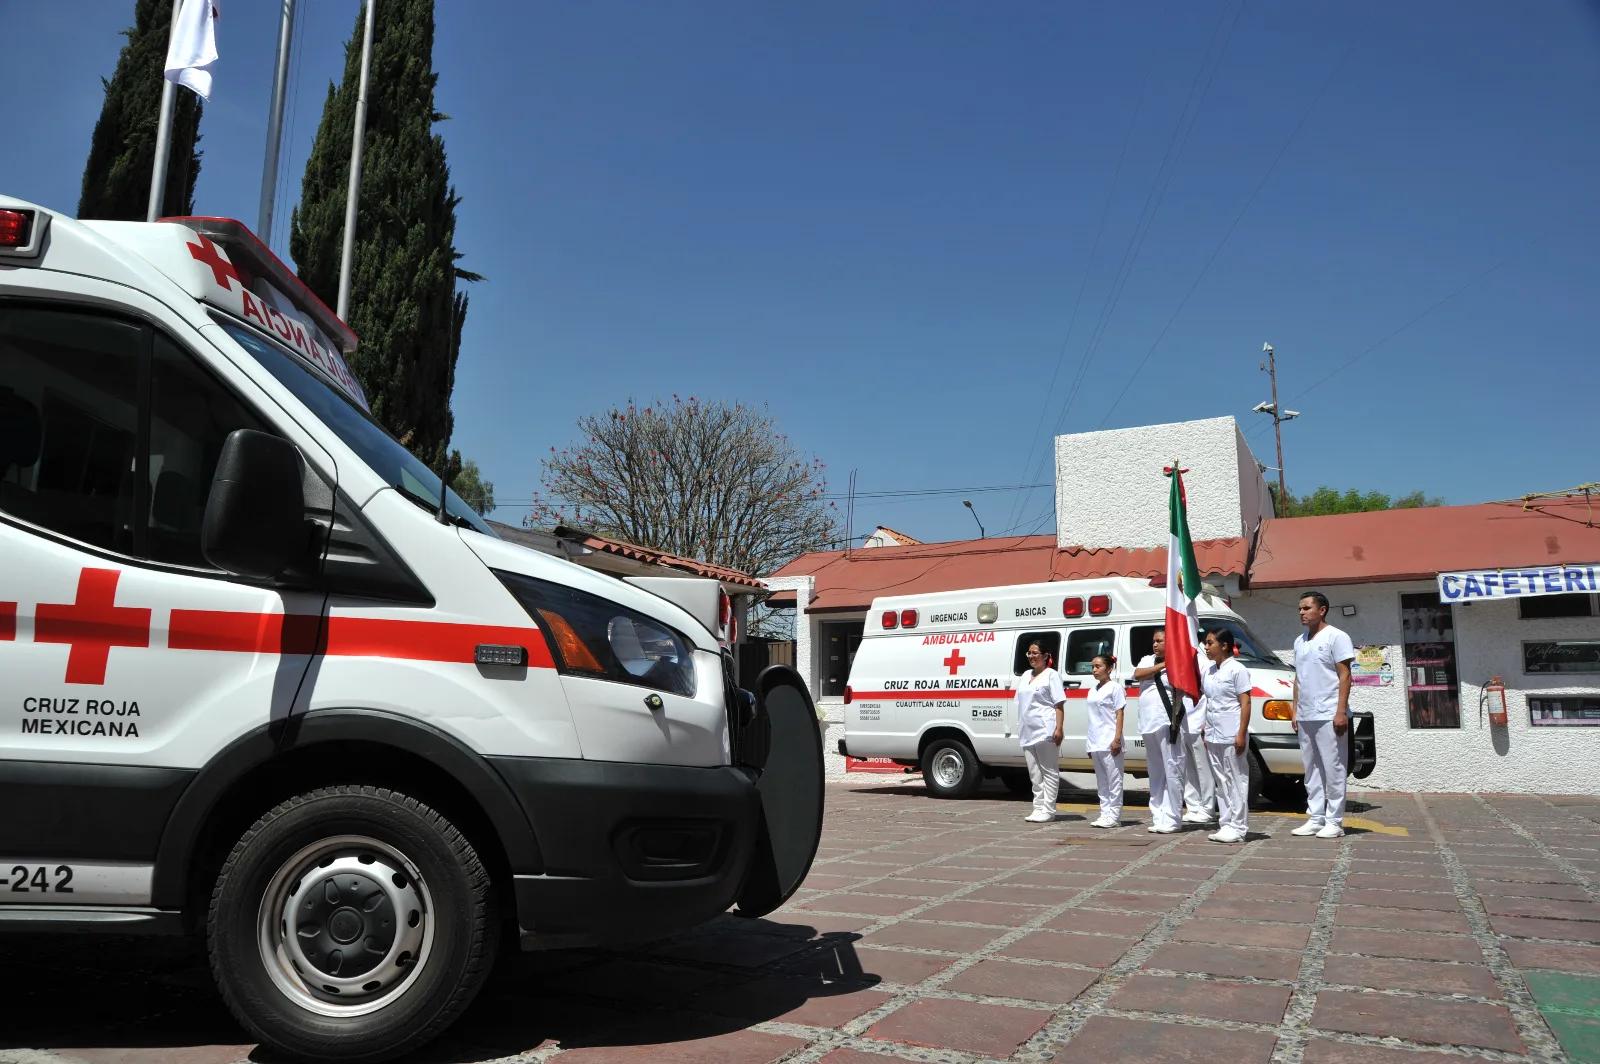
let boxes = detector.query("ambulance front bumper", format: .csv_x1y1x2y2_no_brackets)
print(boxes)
488,756,762,949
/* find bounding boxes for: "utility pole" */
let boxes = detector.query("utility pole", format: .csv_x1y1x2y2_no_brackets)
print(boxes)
1254,343,1299,518
257,0,298,244
337,0,377,321
146,0,186,221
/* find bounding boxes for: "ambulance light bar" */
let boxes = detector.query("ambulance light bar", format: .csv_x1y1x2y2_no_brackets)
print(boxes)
1088,594,1111,616
881,610,898,630
0,208,46,257
1063,597,1084,618
900,609,918,629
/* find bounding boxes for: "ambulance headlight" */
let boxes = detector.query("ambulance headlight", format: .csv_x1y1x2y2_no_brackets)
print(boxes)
494,570,698,698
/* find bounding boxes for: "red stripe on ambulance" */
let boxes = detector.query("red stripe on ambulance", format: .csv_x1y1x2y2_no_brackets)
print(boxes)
169,610,555,667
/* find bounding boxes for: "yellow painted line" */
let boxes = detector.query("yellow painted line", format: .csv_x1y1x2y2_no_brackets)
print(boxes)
1051,802,1409,836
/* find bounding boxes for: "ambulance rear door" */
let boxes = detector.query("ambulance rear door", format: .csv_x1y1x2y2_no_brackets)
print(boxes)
1056,623,1117,765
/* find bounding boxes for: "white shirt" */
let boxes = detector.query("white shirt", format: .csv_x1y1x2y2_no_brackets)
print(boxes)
1135,654,1190,734
1085,679,1126,753
1202,656,1252,737
1016,667,1066,749
1294,624,1355,721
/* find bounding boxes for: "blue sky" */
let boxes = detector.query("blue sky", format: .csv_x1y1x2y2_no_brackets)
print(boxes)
9,1,1599,549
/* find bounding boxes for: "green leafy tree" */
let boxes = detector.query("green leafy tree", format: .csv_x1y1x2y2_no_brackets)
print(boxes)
530,396,840,577
290,0,477,468
79,0,204,220
1271,484,1445,517
450,456,495,516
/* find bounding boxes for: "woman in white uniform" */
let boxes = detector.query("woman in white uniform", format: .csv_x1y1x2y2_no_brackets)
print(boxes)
1015,641,1066,823
1133,629,1185,833
1201,627,1253,843
1085,653,1126,828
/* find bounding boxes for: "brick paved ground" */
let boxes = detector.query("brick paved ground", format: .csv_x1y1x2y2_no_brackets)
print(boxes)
2,782,1598,1064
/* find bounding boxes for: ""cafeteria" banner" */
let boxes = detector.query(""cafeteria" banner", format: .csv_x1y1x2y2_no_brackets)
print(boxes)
1438,564,1600,602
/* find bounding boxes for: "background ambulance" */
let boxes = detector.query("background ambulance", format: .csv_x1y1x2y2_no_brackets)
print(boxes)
0,196,824,1062
840,578,1375,802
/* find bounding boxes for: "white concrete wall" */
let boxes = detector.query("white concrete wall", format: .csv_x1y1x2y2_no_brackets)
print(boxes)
1055,416,1262,550
763,575,815,697
1238,583,1600,796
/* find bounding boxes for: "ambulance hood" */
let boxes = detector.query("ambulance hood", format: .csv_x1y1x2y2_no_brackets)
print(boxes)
459,529,721,652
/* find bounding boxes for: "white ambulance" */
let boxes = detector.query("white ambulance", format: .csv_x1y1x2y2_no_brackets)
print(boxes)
839,577,1375,801
0,196,824,1062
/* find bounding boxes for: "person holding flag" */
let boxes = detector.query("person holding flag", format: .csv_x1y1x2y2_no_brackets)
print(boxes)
1163,462,1225,831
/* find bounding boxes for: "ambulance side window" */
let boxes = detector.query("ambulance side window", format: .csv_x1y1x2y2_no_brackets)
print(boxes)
146,332,269,567
0,305,143,553
1063,628,1115,675
1130,625,1162,664
1012,632,1060,674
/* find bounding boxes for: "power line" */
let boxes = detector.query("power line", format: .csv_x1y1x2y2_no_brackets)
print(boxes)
1098,28,1363,428
495,482,1055,508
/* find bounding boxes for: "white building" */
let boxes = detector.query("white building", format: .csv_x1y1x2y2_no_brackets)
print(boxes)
767,416,1600,795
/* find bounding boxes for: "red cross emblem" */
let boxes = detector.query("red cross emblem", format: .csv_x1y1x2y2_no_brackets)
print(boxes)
187,234,241,291
34,569,152,685
942,649,966,675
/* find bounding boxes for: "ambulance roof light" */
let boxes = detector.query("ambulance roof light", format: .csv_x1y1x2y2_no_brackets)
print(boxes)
1088,594,1111,616
881,610,898,630
1063,597,1084,618
900,609,918,629
0,210,31,247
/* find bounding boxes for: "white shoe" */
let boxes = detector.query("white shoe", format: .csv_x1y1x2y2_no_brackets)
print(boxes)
1182,811,1215,824
1092,816,1116,829
1315,823,1345,839
1291,821,1324,837
1025,811,1054,823
1209,828,1245,843
1148,824,1178,834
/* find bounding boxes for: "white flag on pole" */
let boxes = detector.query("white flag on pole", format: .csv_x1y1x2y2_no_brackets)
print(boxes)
165,0,220,101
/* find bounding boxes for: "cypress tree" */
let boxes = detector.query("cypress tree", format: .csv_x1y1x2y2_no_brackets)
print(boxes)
290,0,476,467
79,0,204,220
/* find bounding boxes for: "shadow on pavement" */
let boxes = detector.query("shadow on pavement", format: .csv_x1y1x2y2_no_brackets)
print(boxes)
0,916,877,1064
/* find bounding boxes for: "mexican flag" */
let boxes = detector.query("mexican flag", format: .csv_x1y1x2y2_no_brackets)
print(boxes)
1164,466,1202,701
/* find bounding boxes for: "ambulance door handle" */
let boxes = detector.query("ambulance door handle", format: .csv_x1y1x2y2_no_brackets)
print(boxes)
644,693,665,711
1064,681,1083,689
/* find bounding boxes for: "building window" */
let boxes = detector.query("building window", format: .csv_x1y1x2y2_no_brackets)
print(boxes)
1401,592,1460,729
1519,594,1595,620
1529,697,1600,727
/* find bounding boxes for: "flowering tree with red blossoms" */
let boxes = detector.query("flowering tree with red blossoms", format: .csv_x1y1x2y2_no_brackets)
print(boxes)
528,396,839,578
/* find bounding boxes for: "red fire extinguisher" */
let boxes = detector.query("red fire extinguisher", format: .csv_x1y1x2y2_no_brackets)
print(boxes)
1484,676,1509,727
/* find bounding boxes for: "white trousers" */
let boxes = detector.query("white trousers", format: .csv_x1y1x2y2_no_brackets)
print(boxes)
1143,729,1184,831
1024,741,1060,817
1299,719,1348,826
1206,741,1249,835
1182,726,1216,818
1090,749,1124,822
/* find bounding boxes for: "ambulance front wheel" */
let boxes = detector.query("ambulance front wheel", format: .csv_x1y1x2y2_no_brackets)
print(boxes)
206,785,498,1063
922,738,982,799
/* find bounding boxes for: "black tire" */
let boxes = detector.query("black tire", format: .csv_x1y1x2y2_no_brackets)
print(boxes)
922,738,983,799
207,785,498,1064
1261,772,1305,809
1246,750,1265,808
999,768,1034,797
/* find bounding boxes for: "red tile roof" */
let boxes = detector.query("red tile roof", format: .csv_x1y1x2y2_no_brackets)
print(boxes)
767,534,1249,613
1248,499,1600,588
553,526,768,590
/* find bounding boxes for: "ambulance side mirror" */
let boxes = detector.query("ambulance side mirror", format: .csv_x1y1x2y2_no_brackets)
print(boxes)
202,429,309,581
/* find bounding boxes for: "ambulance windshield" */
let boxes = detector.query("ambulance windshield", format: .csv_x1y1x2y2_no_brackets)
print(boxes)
1198,617,1286,669
218,319,494,536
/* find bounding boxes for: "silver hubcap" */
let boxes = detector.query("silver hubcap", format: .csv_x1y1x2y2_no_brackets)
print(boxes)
257,835,434,1017
931,749,966,789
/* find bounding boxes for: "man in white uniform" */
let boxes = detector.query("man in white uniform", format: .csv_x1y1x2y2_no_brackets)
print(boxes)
1133,630,1188,833
1290,590,1355,839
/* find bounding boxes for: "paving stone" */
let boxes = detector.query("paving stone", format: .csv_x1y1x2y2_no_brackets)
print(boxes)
561,960,735,1006
1321,955,1502,997
1329,928,1483,963
1110,974,1292,1024
1171,918,1311,949
943,959,1101,1005
553,1030,807,1064
65,1049,257,1064
1483,897,1600,922
1468,866,1577,884
1477,882,1594,901
818,1050,905,1064
965,882,1079,905
1227,869,1333,887
696,976,894,1027
868,877,961,898
1334,905,1472,934
1055,1014,1278,1064
1343,872,1447,890
1001,930,1135,967
917,900,1051,927
860,920,1004,954
912,864,1007,882
866,997,1053,1057
789,893,924,917
1310,989,1523,1052
1195,899,1320,923
1144,862,1228,879
1300,1038,1498,1064
849,948,957,986
798,874,870,891
1339,888,1462,912
1502,939,1600,973
931,856,1031,869
1143,942,1302,981
1491,915,1600,943
1003,871,1111,889
1209,883,1325,904
1079,890,1185,914
648,929,814,968
1047,909,1159,937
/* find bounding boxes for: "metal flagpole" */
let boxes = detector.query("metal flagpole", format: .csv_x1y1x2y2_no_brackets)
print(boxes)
257,0,298,241
336,0,377,321
146,0,186,222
